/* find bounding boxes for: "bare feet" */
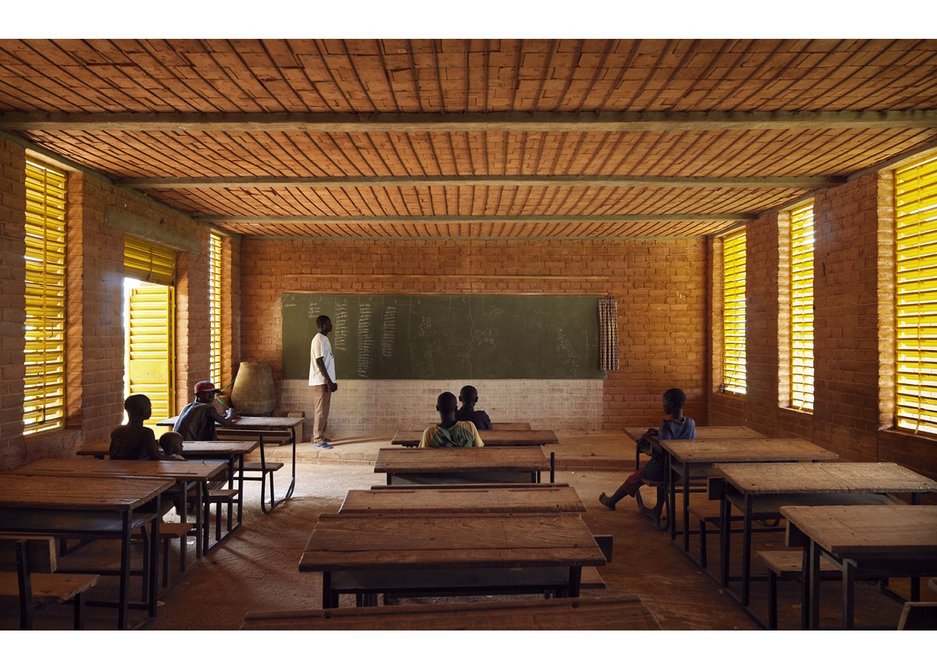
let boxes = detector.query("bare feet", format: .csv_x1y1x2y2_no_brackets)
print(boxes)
599,492,616,510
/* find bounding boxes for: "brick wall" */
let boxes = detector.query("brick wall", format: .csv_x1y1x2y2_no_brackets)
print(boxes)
708,171,937,479
0,136,26,470
0,138,233,470
239,237,709,435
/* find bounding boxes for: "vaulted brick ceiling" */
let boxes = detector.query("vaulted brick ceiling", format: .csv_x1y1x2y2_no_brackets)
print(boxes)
1,39,935,239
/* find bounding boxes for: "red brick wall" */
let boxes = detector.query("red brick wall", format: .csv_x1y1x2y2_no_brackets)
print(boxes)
239,237,710,430
0,136,26,470
0,139,233,469
708,171,937,479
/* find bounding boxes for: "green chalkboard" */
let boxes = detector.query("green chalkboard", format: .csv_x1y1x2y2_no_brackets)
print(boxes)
281,294,603,380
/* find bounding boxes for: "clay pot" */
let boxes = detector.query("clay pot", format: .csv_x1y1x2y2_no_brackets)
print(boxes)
230,361,276,415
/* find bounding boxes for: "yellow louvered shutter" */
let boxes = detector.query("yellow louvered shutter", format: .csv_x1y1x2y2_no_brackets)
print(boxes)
127,285,175,428
790,201,815,411
24,160,67,435
124,236,176,285
208,232,223,386
723,229,747,394
895,153,937,435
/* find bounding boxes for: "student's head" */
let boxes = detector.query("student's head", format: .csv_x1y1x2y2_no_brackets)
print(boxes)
316,315,333,335
458,385,479,407
193,380,220,403
662,388,687,415
159,431,184,456
436,391,458,417
124,394,152,421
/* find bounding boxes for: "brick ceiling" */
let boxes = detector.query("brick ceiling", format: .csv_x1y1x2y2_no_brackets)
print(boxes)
1,39,935,239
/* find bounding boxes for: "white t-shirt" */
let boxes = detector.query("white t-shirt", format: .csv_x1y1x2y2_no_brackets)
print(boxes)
309,332,336,386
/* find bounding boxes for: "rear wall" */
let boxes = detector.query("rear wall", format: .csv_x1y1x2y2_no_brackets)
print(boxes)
239,237,709,437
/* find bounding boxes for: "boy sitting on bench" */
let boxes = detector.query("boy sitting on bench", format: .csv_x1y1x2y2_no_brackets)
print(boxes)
419,392,485,448
599,388,695,510
109,394,185,461
455,385,493,430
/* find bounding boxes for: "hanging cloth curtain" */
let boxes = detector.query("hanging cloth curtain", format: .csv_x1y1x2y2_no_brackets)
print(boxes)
598,297,618,372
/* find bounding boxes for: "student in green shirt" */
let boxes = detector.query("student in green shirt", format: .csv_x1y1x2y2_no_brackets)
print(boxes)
419,392,485,448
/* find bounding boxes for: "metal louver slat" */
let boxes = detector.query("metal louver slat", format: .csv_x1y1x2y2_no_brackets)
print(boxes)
895,153,937,435
23,160,67,435
722,229,746,395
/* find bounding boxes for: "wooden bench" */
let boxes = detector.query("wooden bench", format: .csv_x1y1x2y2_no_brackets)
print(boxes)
241,594,660,630
688,493,780,570
0,534,100,629
756,549,840,630
217,429,285,513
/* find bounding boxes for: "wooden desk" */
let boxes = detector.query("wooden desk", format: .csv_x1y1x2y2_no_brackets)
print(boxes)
374,446,552,485
626,425,766,474
158,415,302,503
241,595,660,630
77,440,257,549
0,474,172,629
14,457,227,561
339,484,586,515
783,505,937,629
715,461,937,608
299,512,606,607
660,438,838,549
391,429,558,448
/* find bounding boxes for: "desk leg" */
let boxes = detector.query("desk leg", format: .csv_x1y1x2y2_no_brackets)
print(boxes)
719,494,731,588
741,495,753,607
118,511,131,630
843,559,856,629
808,540,821,630
800,545,810,630
567,566,582,598
194,482,204,560
322,571,335,609
285,426,297,500
681,462,690,551
236,454,245,530
148,507,160,620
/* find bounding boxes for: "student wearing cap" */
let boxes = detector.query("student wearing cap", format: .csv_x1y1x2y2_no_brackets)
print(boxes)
173,380,237,441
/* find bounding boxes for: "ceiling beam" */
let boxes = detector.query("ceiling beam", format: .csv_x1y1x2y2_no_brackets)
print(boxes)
199,214,757,227
2,110,935,133
122,175,844,190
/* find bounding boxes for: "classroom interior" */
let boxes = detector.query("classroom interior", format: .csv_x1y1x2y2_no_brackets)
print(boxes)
1,38,936,634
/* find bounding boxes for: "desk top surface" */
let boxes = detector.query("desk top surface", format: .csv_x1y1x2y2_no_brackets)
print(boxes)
300,512,605,571
782,505,937,558
716,462,937,495
157,415,303,428
241,595,660,631
15,457,227,482
77,440,258,457
660,438,838,463
0,474,174,511
391,429,557,446
625,425,764,442
340,485,585,515
375,446,550,473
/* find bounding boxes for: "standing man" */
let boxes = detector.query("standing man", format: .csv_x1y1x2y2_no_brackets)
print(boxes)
309,314,337,449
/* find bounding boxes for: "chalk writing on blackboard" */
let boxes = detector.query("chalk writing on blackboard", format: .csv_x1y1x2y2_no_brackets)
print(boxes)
357,302,373,378
381,305,397,358
332,301,349,352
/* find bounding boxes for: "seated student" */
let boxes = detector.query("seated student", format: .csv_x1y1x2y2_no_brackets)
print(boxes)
599,387,696,510
110,394,185,461
174,380,237,441
455,384,493,430
419,392,485,448
159,431,184,458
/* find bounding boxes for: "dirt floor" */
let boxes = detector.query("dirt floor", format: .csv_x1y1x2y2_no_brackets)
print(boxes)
1,431,931,636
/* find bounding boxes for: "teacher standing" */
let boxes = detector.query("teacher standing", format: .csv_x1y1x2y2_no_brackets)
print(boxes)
309,314,338,449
